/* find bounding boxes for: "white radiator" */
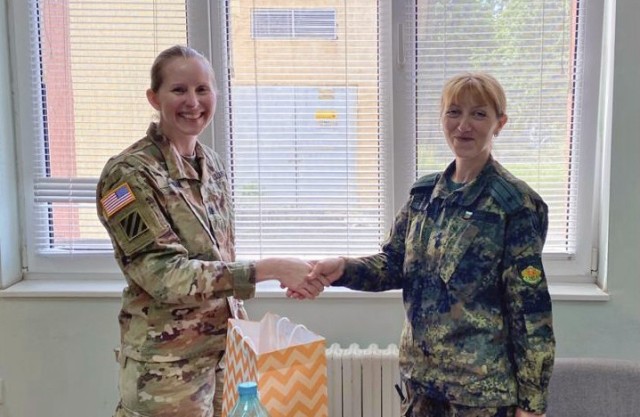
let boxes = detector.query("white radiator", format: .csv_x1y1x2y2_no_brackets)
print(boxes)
326,343,401,417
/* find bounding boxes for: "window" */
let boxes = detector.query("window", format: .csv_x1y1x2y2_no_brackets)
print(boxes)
413,1,584,255
11,0,603,282
223,2,386,258
397,0,603,280
13,0,188,274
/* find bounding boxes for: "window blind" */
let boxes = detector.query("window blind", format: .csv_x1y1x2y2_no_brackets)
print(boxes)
412,0,583,254
30,0,187,254
220,1,388,259
25,0,589,266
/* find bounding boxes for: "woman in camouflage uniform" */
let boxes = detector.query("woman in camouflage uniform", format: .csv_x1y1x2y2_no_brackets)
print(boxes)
97,45,321,417
301,73,554,417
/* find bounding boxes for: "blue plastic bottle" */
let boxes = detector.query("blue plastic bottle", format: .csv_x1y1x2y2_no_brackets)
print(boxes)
228,381,270,417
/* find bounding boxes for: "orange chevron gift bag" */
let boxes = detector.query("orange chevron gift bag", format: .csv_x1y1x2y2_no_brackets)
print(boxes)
222,312,328,417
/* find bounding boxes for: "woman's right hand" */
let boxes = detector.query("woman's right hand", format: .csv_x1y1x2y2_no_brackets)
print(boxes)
255,258,323,299
285,257,346,300
308,257,346,286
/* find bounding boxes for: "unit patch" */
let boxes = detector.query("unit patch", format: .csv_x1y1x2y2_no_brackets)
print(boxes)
101,182,136,218
520,265,542,286
119,210,149,241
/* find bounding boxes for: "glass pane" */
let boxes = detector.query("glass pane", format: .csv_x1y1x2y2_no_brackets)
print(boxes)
34,0,187,252
225,1,385,258
414,0,579,254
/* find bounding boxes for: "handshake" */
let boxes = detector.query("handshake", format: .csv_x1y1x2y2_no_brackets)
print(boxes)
255,257,347,300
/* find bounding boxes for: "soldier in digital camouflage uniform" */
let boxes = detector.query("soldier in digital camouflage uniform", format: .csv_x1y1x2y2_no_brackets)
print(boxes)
98,45,317,417
303,73,555,417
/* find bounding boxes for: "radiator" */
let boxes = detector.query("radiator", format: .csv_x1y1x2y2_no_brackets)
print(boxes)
326,343,401,417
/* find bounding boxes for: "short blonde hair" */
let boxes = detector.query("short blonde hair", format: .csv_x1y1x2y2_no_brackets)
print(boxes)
440,72,507,118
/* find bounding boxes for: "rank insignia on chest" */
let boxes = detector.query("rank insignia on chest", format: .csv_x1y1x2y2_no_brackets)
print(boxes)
211,170,225,181
101,182,136,218
462,211,473,220
521,265,542,286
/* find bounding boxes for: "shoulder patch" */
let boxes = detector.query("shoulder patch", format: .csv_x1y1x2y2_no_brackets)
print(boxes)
101,182,136,219
410,173,441,195
489,176,523,214
520,265,542,286
108,202,169,256
118,210,149,241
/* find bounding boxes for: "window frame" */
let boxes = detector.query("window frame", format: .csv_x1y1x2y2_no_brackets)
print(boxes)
8,0,605,284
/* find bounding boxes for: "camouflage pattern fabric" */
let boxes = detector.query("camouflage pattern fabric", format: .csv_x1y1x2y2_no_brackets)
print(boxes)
401,381,516,417
114,351,224,417
98,123,255,415
334,157,555,414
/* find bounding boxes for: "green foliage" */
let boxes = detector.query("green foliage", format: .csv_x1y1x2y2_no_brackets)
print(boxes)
416,0,576,206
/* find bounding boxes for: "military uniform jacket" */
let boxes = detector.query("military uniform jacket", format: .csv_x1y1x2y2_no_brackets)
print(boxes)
334,157,555,413
97,123,255,362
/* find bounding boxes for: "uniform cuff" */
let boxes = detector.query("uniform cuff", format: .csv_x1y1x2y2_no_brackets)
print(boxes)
517,385,547,414
331,256,353,287
228,261,256,300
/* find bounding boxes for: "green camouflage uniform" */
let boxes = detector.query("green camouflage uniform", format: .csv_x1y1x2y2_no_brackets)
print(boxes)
97,123,255,417
334,157,555,415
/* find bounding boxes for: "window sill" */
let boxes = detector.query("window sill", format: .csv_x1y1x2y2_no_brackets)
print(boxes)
0,278,610,301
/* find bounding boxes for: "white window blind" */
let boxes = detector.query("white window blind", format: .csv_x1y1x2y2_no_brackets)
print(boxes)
411,0,584,254
221,1,388,258
16,0,599,280
28,0,187,254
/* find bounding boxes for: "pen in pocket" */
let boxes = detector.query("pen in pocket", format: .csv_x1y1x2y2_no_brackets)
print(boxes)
395,383,406,402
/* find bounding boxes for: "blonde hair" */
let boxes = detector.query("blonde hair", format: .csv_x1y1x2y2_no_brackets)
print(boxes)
149,45,216,93
440,72,507,118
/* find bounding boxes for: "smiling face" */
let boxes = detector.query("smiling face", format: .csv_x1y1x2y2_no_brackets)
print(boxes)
441,95,507,164
146,56,216,145
440,73,508,167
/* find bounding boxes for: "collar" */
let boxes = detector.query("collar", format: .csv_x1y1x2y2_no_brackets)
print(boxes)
432,156,500,207
146,122,205,181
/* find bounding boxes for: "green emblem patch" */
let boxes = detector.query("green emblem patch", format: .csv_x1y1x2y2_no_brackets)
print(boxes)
521,265,542,286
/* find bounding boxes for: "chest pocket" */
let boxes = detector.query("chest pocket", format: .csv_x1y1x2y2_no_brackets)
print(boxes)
405,194,437,266
160,180,217,256
431,210,502,284
202,175,235,259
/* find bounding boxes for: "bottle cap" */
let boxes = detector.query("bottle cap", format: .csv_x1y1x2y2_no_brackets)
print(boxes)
238,381,258,396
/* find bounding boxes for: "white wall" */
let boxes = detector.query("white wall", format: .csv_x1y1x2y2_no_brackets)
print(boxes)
1,1,640,417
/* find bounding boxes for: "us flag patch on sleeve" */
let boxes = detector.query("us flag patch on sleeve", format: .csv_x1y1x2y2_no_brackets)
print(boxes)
101,182,136,218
